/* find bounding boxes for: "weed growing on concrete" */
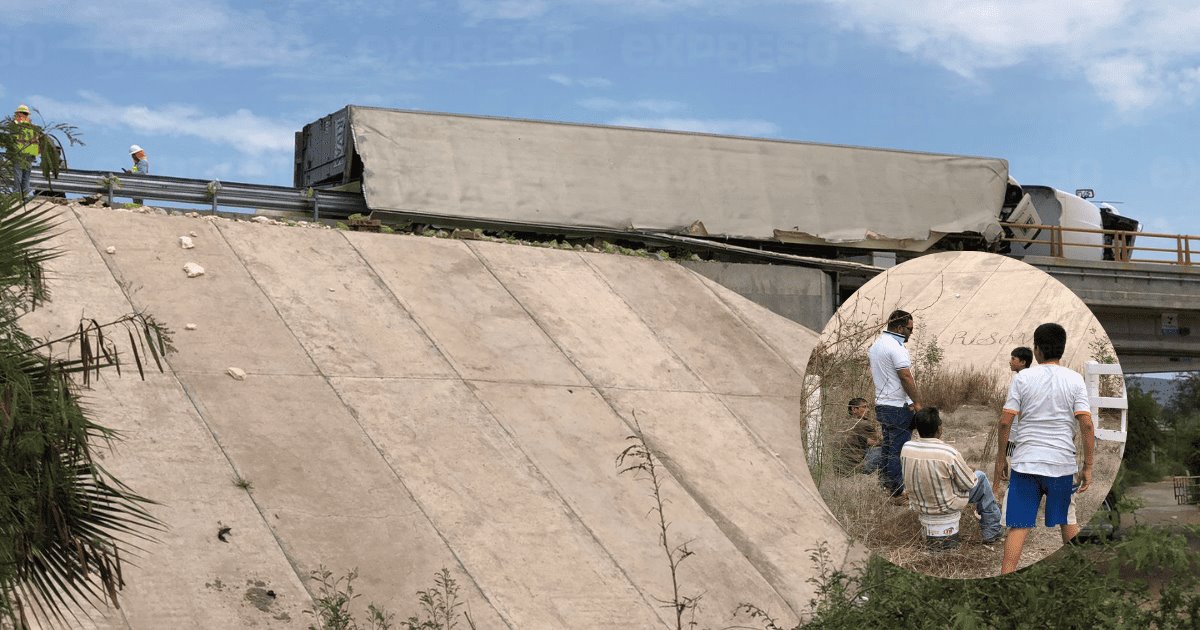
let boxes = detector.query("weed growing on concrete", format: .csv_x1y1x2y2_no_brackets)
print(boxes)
617,413,701,630
232,475,253,491
303,567,476,630
304,567,392,630
400,569,475,630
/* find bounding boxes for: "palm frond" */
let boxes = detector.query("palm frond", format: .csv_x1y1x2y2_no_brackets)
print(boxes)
0,162,168,628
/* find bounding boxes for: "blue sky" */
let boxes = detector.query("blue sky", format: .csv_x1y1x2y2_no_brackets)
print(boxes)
4,1,1200,236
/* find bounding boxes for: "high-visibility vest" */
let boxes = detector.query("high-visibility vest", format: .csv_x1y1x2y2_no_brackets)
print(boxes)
16,121,39,158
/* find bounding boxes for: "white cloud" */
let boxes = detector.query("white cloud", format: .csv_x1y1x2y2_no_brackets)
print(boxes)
812,0,1200,113
610,116,781,136
459,0,550,22
547,74,613,88
579,97,685,113
0,0,310,68
499,1,1200,114
32,92,296,155
1085,57,1162,113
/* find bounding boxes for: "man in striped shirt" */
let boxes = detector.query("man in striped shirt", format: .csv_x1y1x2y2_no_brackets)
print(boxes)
901,407,1003,549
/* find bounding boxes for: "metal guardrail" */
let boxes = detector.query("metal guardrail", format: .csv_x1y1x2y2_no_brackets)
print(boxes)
1001,222,1199,266
30,169,367,220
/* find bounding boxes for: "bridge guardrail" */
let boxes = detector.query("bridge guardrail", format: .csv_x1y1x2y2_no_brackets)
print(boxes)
29,169,368,220
1001,222,1199,266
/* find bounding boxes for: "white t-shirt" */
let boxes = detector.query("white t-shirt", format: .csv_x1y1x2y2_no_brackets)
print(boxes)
868,331,912,407
1003,363,1091,477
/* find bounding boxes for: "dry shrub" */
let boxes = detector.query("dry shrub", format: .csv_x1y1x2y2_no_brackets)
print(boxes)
820,473,1003,578
920,368,1006,414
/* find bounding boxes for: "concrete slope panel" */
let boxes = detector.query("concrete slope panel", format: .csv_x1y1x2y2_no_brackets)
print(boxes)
468,242,702,391
603,389,851,615
332,377,665,629
216,223,453,379
73,208,315,375
692,274,819,376
179,374,507,628
345,233,588,386
719,394,817,496
76,378,313,629
584,254,797,397
20,205,312,628
470,381,799,627
843,253,1113,377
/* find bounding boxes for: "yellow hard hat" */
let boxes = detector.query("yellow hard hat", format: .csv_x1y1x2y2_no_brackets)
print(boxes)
14,104,30,115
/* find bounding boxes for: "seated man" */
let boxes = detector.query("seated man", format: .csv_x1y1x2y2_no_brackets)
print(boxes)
901,407,1003,549
835,397,882,475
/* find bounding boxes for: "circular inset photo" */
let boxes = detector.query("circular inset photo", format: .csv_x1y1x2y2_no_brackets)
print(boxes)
802,251,1126,578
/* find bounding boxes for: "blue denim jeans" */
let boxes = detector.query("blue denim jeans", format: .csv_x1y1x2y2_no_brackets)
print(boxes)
12,165,32,199
968,470,1003,541
875,404,913,495
863,446,882,474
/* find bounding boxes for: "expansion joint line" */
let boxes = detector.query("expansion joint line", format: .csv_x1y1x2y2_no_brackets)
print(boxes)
67,202,312,621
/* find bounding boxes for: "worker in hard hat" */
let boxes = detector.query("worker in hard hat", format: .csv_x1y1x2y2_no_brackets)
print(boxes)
126,144,149,205
10,105,39,200
129,145,149,175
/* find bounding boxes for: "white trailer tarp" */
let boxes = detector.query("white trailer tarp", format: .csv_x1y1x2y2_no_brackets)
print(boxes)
350,106,1009,250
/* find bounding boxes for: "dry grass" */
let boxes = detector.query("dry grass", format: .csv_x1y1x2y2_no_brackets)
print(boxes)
804,320,1128,578
920,368,1006,414
821,474,1002,578
819,405,1007,578
815,405,1126,578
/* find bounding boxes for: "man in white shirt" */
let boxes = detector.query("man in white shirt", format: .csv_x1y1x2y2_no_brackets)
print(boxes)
868,309,923,498
1001,346,1082,539
993,323,1095,574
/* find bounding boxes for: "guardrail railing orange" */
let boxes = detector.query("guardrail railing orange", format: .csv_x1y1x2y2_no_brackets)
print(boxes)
1000,222,1199,266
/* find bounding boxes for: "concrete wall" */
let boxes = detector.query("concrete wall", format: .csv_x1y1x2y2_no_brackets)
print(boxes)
19,201,860,630
679,260,834,332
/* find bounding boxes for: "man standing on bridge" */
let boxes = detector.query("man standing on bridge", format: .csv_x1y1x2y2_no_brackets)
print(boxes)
869,309,923,499
10,105,38,200
993,323,1094,574
126,144,149,205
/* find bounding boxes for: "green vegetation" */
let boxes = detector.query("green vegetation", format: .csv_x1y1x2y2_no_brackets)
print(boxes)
304,567,476,630
1114,374,1200,496
742,527,1200,629
1,118,168,627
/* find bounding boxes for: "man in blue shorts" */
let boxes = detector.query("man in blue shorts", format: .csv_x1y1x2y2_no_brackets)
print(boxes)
993,323,1095,574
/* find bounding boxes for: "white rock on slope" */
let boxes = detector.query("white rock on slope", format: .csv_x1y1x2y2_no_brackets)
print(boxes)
183,262,205,278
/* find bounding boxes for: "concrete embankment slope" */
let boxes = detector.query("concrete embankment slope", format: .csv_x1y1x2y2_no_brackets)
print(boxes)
22,201,856,629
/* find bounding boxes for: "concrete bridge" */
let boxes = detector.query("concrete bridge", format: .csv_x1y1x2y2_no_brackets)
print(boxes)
683,255,1200,374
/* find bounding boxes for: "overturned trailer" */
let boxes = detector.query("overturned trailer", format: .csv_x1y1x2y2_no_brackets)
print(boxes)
295,106,1124,260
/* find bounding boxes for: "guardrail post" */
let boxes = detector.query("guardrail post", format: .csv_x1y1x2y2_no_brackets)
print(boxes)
312,192,320,222
207,180,221,215
105,173,114,207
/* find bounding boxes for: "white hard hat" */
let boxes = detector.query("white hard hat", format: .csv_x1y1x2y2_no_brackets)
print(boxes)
129,144,144,155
